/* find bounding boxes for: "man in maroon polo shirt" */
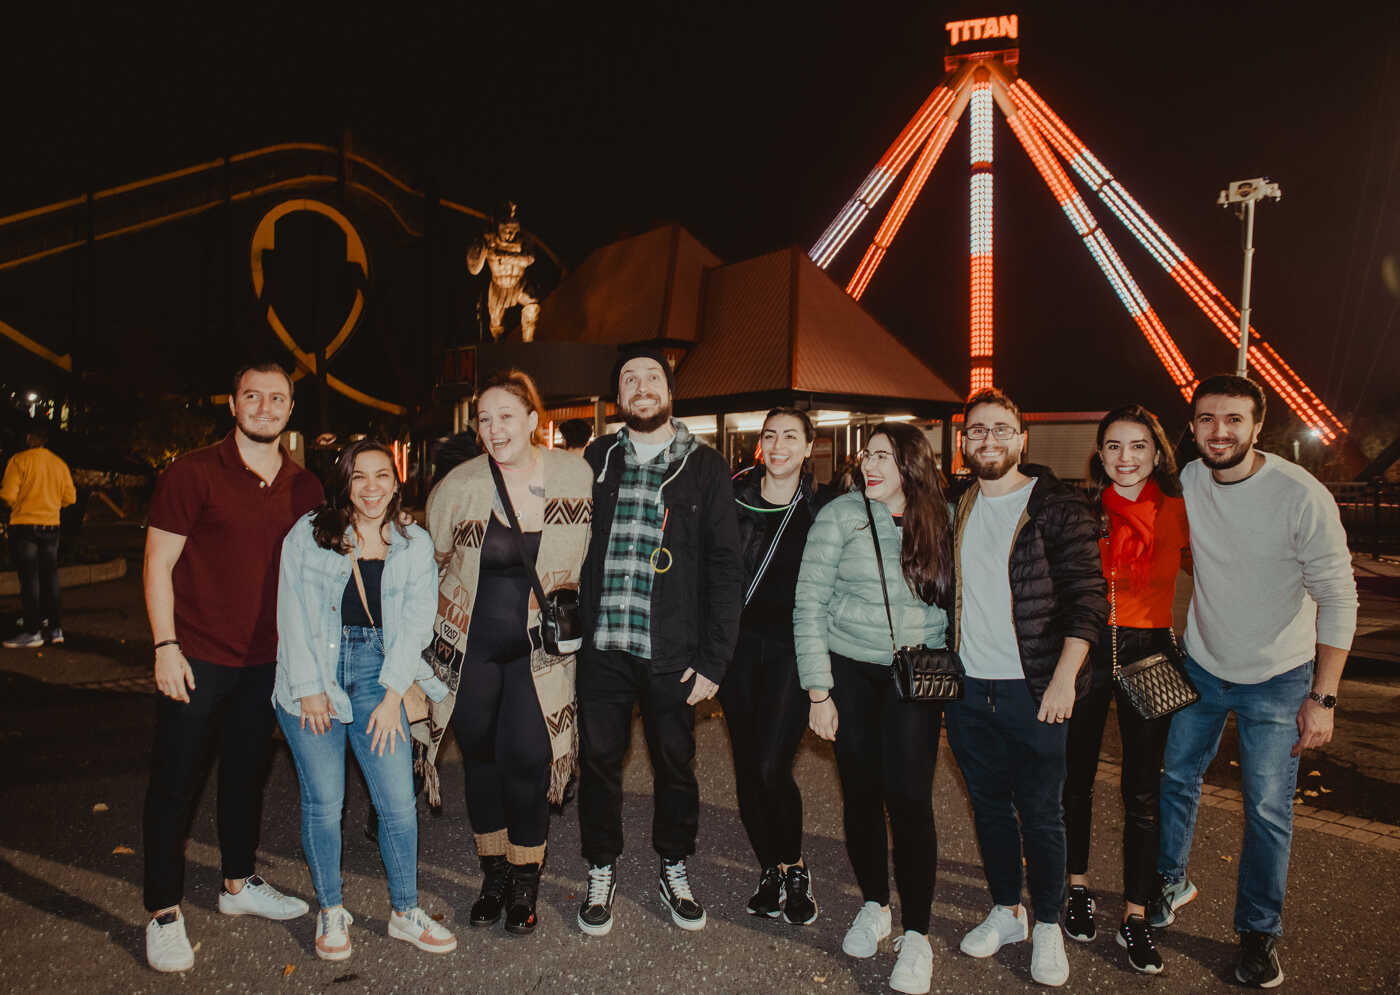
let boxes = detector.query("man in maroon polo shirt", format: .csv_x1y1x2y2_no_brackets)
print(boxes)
141,362,325,973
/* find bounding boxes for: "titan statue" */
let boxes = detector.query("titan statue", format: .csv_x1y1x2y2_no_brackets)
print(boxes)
466,200,539,342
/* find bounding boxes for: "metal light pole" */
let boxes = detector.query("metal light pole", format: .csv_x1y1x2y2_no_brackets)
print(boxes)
1217,177,1282,377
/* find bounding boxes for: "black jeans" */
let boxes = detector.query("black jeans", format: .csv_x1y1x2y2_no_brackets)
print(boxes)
578,647,698,865
142,659,277,912
717,629,808,868
9,524,61,631
1063,627,1174,907
946,677,1069,924
830,653,942,935
451,652,552,849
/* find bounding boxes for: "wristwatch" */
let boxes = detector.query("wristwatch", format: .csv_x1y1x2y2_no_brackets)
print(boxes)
1308,691,1337,709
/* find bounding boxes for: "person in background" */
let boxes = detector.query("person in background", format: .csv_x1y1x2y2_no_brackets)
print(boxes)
141,362,322,973
422,369,592,936
275,440,456,960
794,422,953,995
721,408,833,927
1060,405,1189,975
1152,375,1357,989
1,424,77,648
559,418,593,454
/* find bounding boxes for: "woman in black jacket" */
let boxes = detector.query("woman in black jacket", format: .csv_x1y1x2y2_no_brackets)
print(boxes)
719,408,833,926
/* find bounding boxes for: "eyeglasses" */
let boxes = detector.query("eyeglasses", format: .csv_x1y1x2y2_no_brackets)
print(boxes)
858,449,897,466
964,425,1019,441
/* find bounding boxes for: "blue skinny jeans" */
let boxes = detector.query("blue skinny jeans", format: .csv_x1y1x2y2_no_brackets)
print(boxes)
277,626,418,912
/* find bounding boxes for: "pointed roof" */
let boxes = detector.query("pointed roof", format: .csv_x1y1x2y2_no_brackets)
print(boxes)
677,247,962,407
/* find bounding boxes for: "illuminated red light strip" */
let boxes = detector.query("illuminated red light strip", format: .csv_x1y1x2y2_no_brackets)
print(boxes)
1001,105,1196,394
970,365,994,392
810,85,957,267
969,82,994,389
1008,79,1345,441
847,105,964,300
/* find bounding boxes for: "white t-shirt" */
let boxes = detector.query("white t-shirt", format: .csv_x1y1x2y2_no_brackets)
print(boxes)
958,481,1034,679
1182,452,1357,684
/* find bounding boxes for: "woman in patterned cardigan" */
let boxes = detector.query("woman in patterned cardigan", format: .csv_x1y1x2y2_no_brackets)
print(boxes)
416,369,592,936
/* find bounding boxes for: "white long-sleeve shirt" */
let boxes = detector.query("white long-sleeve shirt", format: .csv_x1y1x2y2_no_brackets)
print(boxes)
1182,452,1357,684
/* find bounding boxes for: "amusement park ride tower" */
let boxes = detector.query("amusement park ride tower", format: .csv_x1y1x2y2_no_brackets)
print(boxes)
808,13,1347,446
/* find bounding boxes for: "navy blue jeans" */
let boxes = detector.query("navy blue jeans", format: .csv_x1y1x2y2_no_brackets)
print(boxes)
1158,654,1312,936
946,678,1069,924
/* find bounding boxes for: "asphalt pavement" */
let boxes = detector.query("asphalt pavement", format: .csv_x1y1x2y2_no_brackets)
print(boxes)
1,555,1397,993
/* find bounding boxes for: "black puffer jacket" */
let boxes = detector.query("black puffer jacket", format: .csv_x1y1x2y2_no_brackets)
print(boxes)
951,463,1108,705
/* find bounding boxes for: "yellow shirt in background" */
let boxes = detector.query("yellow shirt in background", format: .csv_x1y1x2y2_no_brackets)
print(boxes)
0,447,77,526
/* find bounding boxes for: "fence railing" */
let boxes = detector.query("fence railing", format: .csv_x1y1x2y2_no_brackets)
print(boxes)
1326,481,1400,555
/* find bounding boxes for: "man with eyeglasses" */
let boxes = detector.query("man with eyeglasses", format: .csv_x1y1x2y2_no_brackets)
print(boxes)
945,387,1107,988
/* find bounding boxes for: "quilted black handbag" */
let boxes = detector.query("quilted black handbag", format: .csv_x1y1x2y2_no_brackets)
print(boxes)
1110,576,1199,720
863,495,963,702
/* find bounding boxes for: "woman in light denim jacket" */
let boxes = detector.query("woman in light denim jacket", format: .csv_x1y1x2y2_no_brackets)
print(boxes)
274,440,454,962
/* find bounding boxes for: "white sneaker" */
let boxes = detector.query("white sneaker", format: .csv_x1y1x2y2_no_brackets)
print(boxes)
960,904,1028,958
146,909,194,972
217,875,309,920
889,930,933,994
842,901,892,958
388,907,458,954
315,906,353,961
1031,921,1070,986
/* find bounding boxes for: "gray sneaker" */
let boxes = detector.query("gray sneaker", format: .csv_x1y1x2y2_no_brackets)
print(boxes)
1148,876,1198,928
3,631,43,649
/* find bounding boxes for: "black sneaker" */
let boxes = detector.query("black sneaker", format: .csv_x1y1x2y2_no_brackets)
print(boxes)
577,863,617,936
1235,931,1284,988
1062,885,1096,942
1147,874,1198,928
746,866,782,918
781,864,818,925
1117,914,1163,974
658,857,706,931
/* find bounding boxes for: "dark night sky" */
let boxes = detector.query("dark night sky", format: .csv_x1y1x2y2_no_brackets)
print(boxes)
5,0,1399,429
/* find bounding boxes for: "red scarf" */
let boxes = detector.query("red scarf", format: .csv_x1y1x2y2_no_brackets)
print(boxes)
1102,478,1160,588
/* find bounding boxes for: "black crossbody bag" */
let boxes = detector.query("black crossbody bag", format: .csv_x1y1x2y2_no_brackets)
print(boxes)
488,457,583,656
1110,575,1198,720
863,495,963,702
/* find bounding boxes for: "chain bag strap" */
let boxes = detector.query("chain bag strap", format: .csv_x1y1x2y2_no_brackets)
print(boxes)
1109,571,1199,721
348,530,429,724
862,494,963,702
488,457,582,656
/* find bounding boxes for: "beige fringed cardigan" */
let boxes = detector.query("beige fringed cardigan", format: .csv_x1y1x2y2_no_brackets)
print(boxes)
414,447,592,806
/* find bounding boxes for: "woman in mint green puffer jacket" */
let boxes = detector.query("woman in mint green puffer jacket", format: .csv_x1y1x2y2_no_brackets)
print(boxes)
791,422,953,993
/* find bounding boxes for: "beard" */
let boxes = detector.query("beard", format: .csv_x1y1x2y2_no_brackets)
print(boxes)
238,422,285,445
622,395,672,434
1199,440,1251,471
968,447,1017,481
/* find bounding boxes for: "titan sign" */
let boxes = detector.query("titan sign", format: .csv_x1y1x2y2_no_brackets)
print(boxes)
945,15,1019,47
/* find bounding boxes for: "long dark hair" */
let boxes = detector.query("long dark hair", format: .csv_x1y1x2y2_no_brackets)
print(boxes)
866,422,953,609
1089,405,1182,503
312,440,409,553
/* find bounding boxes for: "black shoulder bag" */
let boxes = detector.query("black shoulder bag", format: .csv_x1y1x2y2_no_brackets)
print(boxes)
863,495,963,702
1110,574,1198,720
488,458,583,656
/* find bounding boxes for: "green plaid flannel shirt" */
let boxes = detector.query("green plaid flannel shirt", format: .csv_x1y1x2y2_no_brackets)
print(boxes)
592,422,696,658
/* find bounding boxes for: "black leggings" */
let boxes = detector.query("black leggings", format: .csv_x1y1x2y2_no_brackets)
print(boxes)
451,651,552,849
830,652,942,935
718,629,809,868
1063,626,1174,907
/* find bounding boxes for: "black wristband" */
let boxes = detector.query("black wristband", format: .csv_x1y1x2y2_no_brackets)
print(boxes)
809,692,831,704
154,639,180,651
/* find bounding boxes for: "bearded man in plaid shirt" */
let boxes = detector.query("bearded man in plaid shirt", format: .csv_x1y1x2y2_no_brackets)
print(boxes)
574,343,743,937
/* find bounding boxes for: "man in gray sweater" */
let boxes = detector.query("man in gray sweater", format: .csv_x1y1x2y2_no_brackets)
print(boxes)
1152,375,1357,989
